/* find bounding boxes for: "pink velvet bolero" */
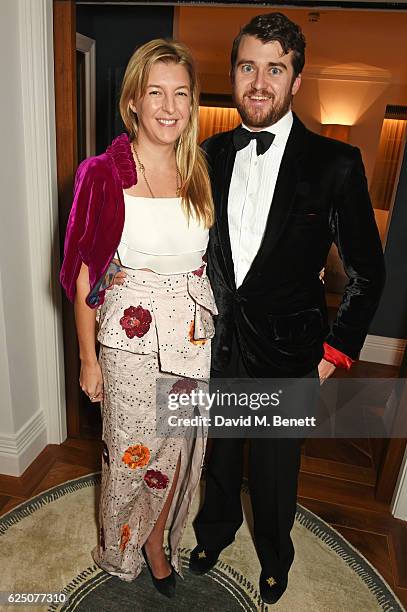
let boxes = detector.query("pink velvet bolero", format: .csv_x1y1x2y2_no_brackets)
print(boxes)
60,133,137,307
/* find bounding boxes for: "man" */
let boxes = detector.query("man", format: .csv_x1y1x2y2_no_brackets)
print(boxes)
188,12,385,604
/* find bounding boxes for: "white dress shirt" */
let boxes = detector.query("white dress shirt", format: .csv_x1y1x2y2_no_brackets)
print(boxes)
228,110,293,288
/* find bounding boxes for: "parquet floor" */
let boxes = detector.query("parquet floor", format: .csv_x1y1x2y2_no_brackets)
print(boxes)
1,437,406,608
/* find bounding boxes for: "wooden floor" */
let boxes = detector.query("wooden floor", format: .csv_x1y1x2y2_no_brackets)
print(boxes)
1,437,406,608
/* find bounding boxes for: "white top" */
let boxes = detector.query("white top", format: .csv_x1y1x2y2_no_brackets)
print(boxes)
116,193,208,274
228,110,293,287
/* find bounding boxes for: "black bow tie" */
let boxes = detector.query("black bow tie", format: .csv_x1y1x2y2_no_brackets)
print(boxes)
233,126,275,156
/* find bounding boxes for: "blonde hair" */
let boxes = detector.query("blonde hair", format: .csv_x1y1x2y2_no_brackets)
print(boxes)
120,39,214,228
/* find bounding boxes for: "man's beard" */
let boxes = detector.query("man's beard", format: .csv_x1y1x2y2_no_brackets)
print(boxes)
234,88,292,129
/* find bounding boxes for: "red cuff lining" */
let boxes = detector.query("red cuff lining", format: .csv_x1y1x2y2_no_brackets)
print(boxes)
323,342,354,370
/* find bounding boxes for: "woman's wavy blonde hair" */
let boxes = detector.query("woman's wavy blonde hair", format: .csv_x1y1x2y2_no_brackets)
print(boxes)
120,39,214,228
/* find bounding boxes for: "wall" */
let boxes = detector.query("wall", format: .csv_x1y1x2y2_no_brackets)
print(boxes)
0,0,63,476
294,78,407,186
199,72,407,189
0,271,13,436
295,75,407,341
0,0,40,432
0,0,44,473
370,139,407,339
76,4,174,154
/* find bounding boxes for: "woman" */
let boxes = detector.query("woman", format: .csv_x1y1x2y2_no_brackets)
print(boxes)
60,39,216,598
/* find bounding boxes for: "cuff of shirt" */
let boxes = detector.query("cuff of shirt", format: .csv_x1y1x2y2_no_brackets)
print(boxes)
323,342,354,370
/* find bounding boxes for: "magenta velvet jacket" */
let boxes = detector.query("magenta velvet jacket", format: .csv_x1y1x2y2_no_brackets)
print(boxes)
60,133,137,307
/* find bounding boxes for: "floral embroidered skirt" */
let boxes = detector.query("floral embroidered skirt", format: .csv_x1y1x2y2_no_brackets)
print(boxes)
92,267,217,581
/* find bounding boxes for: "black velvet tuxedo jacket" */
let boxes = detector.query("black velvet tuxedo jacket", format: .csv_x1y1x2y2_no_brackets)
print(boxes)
204,114,386,377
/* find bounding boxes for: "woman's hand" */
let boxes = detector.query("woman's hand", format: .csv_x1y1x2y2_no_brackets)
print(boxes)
80,359,104,402
74,262,103,402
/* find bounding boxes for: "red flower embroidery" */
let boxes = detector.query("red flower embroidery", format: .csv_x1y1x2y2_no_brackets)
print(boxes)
170,378,198,397
192,264,205,277
120,305,152,339
120,524,131,552
144,469,169,490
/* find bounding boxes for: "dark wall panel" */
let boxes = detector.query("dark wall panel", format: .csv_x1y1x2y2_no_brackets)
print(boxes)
77,5,174,153
370,142,407,340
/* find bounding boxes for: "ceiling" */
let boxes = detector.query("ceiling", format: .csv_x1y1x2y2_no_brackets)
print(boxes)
177,7,407,87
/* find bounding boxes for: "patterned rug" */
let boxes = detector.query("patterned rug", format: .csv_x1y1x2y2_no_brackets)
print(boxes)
0,474,404,612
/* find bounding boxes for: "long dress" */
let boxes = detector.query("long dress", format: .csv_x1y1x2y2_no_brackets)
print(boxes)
92,265,217,581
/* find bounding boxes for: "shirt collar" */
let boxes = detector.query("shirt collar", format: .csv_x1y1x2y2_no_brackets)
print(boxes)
241,110,293,148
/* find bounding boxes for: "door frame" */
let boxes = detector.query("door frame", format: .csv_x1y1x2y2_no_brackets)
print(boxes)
53,0,81,437
76,32,96,158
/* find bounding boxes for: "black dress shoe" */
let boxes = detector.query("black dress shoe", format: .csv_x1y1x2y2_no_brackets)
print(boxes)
142,546,176,598
189,545,222,575
259,572,287,605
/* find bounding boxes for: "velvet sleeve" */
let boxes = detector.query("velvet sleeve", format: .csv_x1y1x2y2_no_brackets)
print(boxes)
325,149,386,359
59,157,109,304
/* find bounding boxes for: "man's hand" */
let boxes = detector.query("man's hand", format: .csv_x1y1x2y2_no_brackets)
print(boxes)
105,259,127,290
112,270,127,286
319,267,325,283
106,261,127,290
318,358,336,385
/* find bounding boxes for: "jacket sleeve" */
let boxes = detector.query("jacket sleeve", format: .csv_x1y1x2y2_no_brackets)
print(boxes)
59,157,108,304
325,148,386,359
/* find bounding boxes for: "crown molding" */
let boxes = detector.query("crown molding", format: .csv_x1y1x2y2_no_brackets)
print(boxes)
303,64,393,82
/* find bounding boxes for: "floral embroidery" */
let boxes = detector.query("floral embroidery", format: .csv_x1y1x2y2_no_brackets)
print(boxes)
119,305,152,339
120,524,131,552
192,264,205,277
170,377,198,396
100,526,106,551
144,469,169,490
122,444,150,469
188,320,207,345
102,441,110,466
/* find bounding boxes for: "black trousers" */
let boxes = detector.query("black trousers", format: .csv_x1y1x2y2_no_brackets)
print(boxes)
193,332,305,580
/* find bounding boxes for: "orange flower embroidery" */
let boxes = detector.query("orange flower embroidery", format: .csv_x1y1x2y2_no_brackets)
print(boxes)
120,523,131,552
121,444,150,469
188,320,207,346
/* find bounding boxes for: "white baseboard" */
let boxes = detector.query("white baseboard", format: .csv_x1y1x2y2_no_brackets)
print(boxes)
0,409,47,477
392,447,407,521
360,334,407,367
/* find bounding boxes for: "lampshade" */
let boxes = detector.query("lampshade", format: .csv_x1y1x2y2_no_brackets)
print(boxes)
321,124,350,143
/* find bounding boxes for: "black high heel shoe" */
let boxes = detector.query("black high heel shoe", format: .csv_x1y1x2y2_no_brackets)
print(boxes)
142,546,176,598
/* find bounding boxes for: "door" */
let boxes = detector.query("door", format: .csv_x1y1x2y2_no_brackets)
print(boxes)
54,0,100,439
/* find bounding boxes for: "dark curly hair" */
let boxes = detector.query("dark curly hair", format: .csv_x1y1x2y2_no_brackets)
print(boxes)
231,12,306,79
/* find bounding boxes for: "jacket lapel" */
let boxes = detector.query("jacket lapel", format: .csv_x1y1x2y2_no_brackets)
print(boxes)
212,134,237,290
242,115,308,286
